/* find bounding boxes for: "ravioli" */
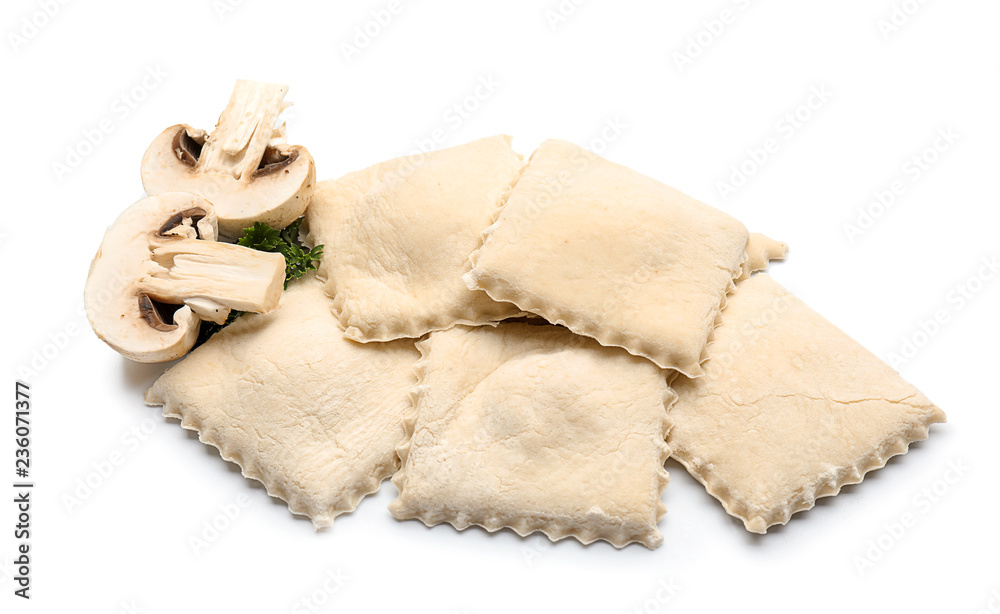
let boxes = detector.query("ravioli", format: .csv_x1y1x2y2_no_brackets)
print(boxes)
668,273,946,533
304,135,525,342
389,323,675,549
465,139,749,377
145,275,420,527
739,233,787,282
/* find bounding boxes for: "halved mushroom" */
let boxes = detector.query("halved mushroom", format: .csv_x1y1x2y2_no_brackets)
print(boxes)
85,193,286,363
140,80,316,239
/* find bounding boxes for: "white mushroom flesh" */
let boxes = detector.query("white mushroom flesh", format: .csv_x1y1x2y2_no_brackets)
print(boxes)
141,237,285,322
196,80,288,181
140,80,316,238
85,193,286,362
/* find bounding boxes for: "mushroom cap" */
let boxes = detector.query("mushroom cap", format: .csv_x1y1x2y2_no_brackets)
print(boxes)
85,192,215,363
140,124,315,238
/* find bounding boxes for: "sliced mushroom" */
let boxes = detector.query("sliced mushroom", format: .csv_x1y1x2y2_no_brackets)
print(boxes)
85,193,286,363
140,80,316,239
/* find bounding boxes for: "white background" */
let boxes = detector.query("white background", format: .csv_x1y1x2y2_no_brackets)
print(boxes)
2,0,998,612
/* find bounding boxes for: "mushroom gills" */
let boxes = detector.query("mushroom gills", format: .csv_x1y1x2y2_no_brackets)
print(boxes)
158,207,217,241
140,80,316,238
172,129,205,167
138,294,183,331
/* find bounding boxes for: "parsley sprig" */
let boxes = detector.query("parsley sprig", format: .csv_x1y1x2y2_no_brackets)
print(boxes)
238,218,324,289
195,218,323,346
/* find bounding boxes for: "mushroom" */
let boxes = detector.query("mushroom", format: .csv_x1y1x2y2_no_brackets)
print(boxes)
140,80,316,239
85,192,286,363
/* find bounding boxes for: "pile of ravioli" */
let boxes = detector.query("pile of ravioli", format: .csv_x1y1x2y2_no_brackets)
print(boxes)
145,135,945,549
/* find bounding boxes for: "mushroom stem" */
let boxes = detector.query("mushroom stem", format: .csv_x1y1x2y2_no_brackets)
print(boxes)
139,238,285,323
196,80,289,181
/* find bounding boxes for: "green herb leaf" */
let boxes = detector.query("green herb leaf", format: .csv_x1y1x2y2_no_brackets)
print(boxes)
194,218,324,347
238,219,324,288
237,222,283,252
194,309,244,348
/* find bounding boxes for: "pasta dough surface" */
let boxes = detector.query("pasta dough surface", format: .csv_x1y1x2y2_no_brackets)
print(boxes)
390,323,675,548
669,274,946,533
146,275,420,527
465,139,749,376
305,135,525,342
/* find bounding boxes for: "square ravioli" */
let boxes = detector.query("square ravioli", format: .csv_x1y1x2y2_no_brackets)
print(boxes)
465,139,749,377
145,275,420,527
668,273,946,533
305,135,525,342
389,323,675,549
